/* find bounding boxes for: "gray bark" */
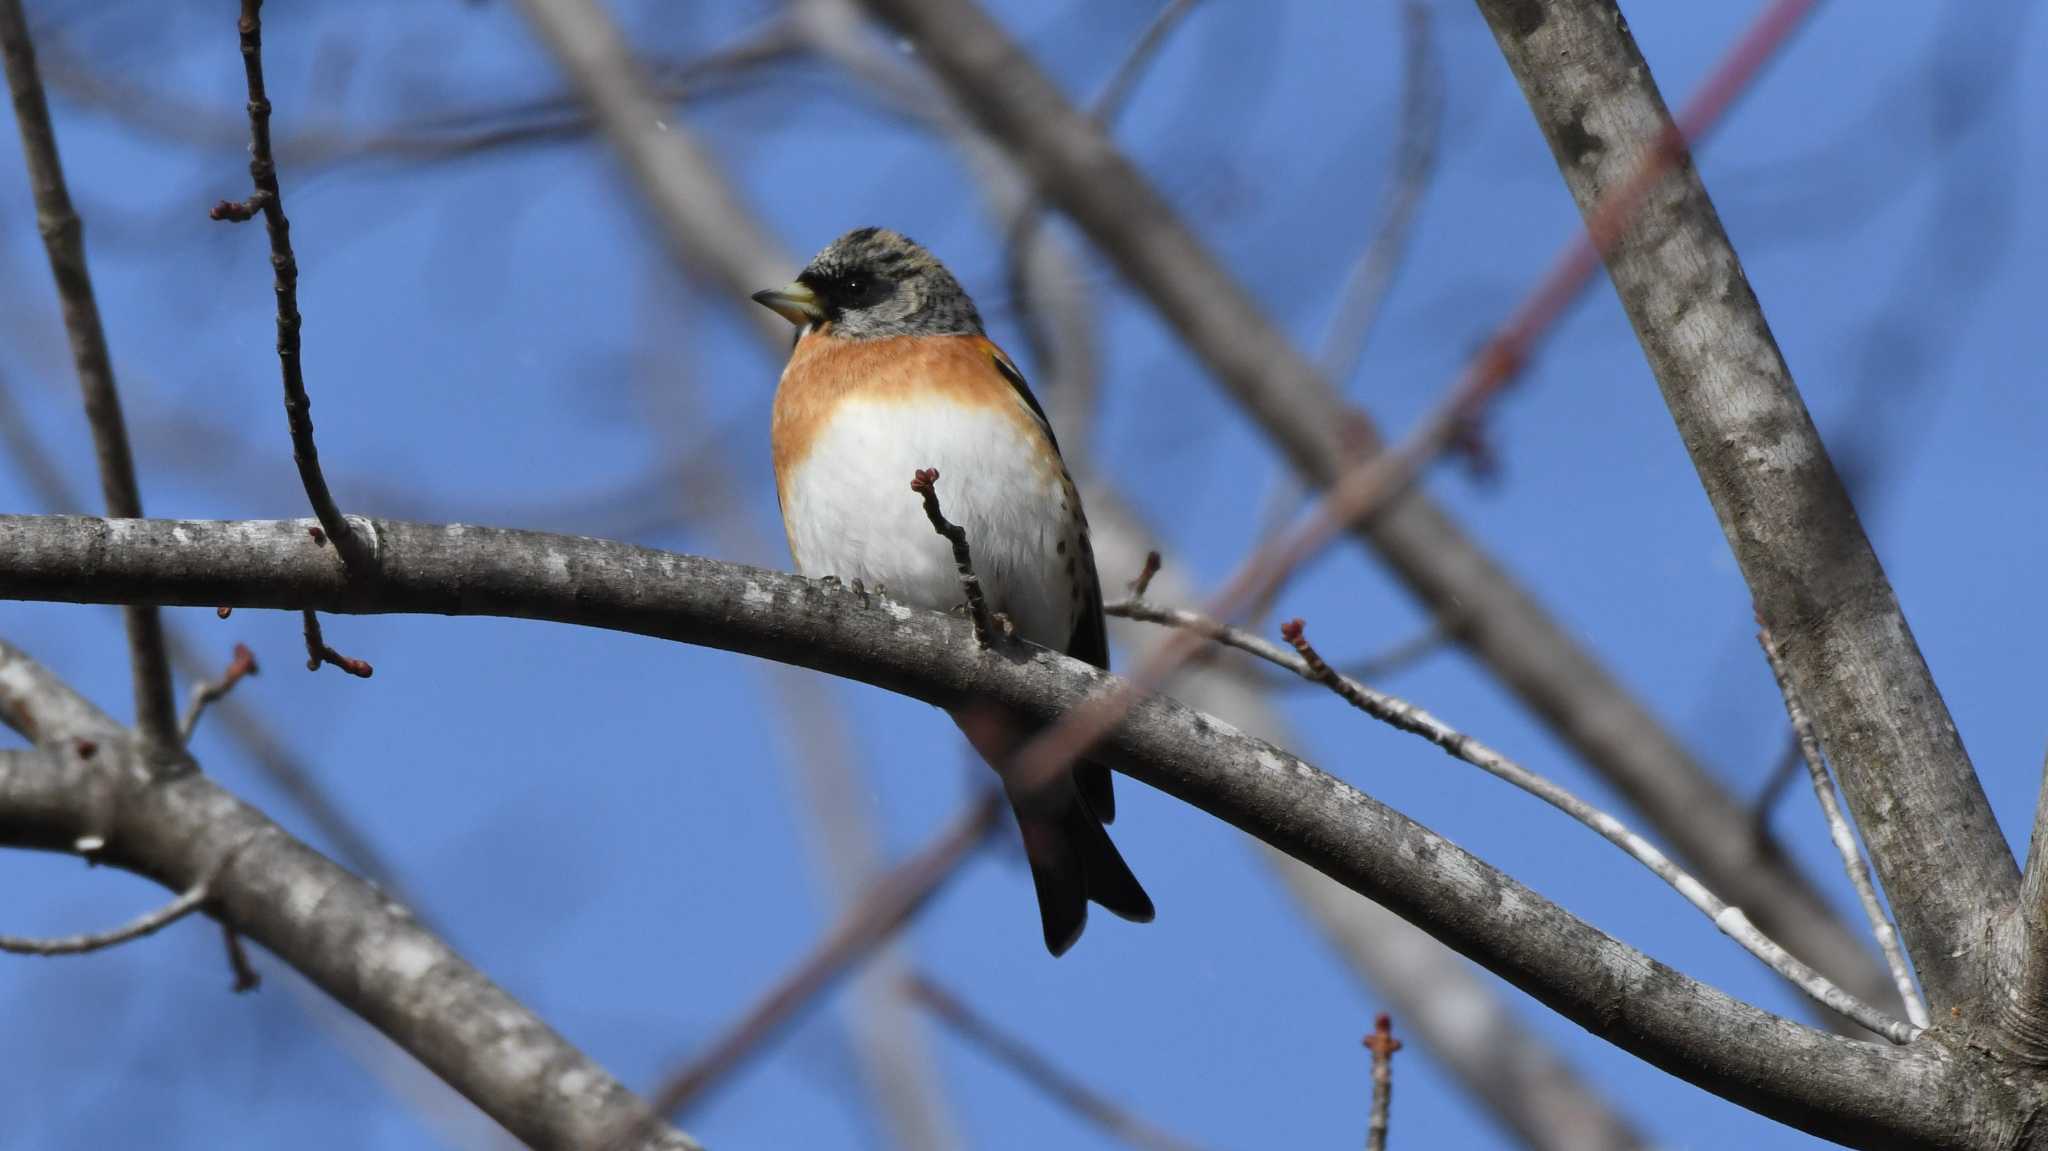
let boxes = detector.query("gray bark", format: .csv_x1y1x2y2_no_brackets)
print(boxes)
848,0,1896,1025
0,512,2001,1148
0,638,701,1151
1469,0,2015,1015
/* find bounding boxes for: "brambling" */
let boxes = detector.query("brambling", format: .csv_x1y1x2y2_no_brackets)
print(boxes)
755,227,1153,955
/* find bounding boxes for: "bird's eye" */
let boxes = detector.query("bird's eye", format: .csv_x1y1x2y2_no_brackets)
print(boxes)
841,276,867,299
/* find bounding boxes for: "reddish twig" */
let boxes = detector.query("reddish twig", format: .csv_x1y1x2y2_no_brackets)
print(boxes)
1127,550,1162,599
1363,1013,1402,1151
903,972,1214,1151
911,468,996,645
975,0,1825,819
301,610,372,678
216,0,376,679
0,0,180,762
179,642,260,742
646,794,1002,1120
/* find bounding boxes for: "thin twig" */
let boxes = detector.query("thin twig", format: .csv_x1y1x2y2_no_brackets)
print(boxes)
1127,550,1162,599
179,642,259,743
903,972,1214,1151
1002,0,1205,377
0,880,212,956
1363,1013,1401,1151
1318,0,1443,390
220,921,261,992
1750,734,1804,834
212,0,366,572
1101,597,1916,1042
0,0,179,761
1758,628,1930,1030
647,794,1002,1119
910,468,996,646
301,610,372,678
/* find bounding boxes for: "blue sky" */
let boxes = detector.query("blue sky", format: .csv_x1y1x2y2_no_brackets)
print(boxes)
3,2,2044,1148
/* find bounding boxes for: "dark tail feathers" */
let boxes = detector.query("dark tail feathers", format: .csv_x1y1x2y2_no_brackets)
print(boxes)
1010,767,1153,956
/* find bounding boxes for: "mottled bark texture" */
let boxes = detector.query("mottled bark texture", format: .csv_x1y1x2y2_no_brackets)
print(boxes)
0,513,2006,1148
851,0,1898,1027
0,639,701,1151
1089,491,1651,1151
1471,0,2015,1015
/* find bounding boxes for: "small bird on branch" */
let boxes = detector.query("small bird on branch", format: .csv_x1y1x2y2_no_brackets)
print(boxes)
757,227,1153,955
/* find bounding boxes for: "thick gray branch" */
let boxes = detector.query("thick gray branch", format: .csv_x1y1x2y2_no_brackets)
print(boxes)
0,513,1995,1148
1470,0,2014,1012
0,725,701,1151
1089,491,1650,1151
847,0,1894,1026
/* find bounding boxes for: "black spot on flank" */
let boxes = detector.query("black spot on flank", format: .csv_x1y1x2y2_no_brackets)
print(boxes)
1056,540,1067,555
1065,557,1077,576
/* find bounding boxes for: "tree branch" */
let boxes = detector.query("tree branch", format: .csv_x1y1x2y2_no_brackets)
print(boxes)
0,669,702,1151
903,972,1213,1151
0,512,1991,1147
649,793,1000,1116
1760,628,1929,1030
0,0,179,761
0,879,213,957
1471,0,2014,1012
511,0,793,344
211,0,368,573
848,0,1897,1027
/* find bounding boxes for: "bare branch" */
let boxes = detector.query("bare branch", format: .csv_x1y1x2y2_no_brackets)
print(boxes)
648,794,1000,1117
512,0,793,343
1760,628,1929,1031
211,0,370,575
1473,0,2014,1012
1362,1014,1401,1151
1088,494,1650,1151
0,512,1981,1147
0,729,703,1151
905,972,1213,1151
0,879,211,957
0,369,412,897
911,468,996,645
301,607,373,678
1318,1,1443,389
850,0,1898,1027
0,635,123,748
179,642,259,743
0,0,178,761
1280,616,1915,1044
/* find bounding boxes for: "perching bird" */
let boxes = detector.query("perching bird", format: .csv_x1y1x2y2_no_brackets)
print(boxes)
756,227,1153,955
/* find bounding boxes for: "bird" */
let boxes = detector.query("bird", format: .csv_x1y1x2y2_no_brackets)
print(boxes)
755,226,1153,955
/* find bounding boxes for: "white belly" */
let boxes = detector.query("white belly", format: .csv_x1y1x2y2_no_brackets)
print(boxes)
780,396,1081,651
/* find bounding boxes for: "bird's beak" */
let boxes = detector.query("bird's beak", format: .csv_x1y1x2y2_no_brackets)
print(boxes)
750,282,826,327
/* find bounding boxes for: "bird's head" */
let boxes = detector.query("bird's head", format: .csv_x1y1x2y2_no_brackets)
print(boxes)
752,227,982,341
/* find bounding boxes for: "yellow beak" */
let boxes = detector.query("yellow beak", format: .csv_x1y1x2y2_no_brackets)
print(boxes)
750,282,826,327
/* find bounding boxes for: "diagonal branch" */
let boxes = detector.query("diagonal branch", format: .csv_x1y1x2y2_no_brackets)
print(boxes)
903,972,1214,1151
1471,0,2014,1012
648,793,1000,1116
0,635,703,1151
847,0,1897,1029
0,513,1989,1148
0,0,179,761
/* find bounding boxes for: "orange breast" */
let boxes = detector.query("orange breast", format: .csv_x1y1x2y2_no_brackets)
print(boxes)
770,331,1053,484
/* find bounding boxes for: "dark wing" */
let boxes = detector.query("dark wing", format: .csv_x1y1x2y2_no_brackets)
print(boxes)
981,338,1118,823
